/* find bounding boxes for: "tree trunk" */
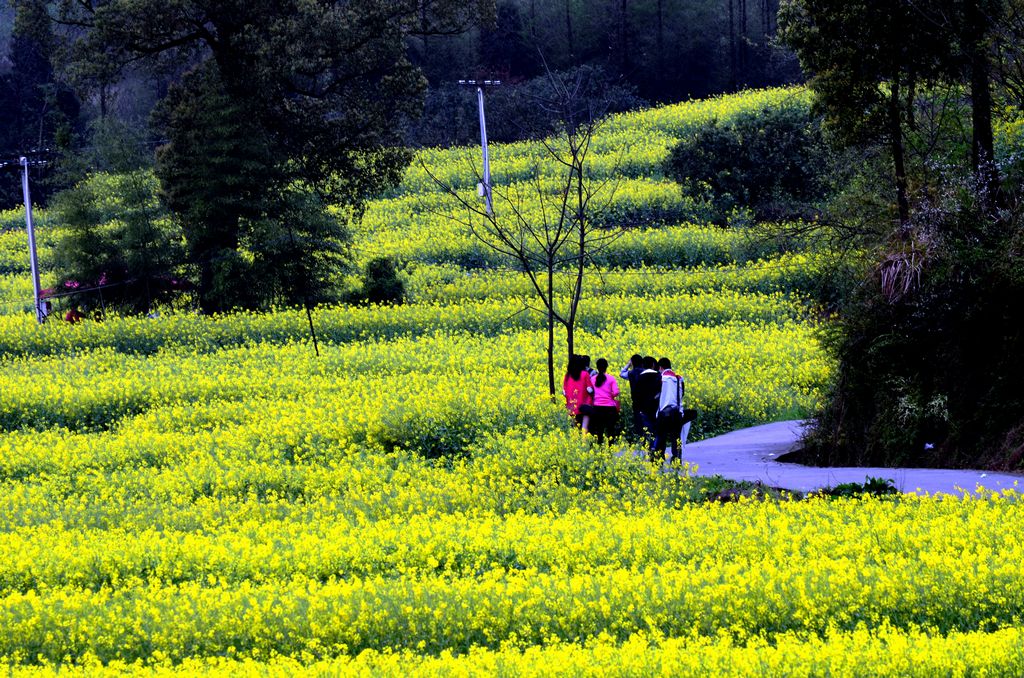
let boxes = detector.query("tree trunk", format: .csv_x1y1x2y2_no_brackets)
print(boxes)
619,0,630,75
565,0,575,61
198,257,217,314
739,0,747,85
966,0,999,204
547,264,556,396
566,157,586,365
888,81,910,226
656,0,665,76
420,1,430,71
728,0,737,91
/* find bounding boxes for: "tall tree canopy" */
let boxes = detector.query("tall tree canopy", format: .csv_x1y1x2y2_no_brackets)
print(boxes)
54,0,493,312
779,0,1003,223
779,0,955,224
0,0,79,206
779,0,1024,469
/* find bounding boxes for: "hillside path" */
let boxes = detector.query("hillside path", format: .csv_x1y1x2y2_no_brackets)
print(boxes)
683,420,1022,495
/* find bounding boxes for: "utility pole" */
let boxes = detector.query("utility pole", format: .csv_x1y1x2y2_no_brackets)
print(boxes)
458,79,502,215
20,157,45,324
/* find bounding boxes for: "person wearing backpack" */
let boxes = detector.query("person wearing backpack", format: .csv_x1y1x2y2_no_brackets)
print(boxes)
619,353,645,438
653,357,685,463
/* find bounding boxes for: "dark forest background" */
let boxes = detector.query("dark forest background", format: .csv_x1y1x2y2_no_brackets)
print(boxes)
0,0,800,209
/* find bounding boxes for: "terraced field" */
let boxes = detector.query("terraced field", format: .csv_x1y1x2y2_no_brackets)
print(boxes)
0,87,1020,675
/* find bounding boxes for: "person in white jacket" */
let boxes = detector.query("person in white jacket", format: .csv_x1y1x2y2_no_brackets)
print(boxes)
653,357,691,463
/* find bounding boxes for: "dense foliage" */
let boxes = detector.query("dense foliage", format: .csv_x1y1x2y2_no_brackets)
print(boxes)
407,0,800,102
52,171,182,315
807,178,1024,469
355,256,405,306
0,1,78,207
45,0,489,313
665,100,830,222
782,0,1024,468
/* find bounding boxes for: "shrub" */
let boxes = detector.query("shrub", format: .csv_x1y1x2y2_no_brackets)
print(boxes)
665,103,831,223
814,477,899,498
52,171,187,315
359,256,405,305
803,174,1024,470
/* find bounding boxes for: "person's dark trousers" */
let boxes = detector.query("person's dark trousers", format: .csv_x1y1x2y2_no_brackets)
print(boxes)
653,413,682,462
591,405,619,444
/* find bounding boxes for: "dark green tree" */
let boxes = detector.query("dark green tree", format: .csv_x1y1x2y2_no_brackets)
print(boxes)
780,0,938,225
151,63,276,312
0,0,79,208
779,0,1024,469
57,0,492,312
779,0,1002,224
804,177,1024,469
52,170,184,315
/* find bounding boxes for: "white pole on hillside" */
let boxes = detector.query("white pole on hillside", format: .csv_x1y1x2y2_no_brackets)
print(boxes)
477,85,493,215
459,79,502,216
20,157,44,324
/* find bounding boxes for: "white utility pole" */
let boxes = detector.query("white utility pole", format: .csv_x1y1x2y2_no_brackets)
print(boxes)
458,79,502,215
20,157,44,324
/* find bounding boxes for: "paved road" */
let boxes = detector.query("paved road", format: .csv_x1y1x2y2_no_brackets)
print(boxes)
682,420,1022,495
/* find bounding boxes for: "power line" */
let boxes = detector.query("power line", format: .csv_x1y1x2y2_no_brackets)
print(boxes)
0,139,170,173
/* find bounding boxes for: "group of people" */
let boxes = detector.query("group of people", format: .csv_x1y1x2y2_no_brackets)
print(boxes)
563,355,621,444
562,353,696,462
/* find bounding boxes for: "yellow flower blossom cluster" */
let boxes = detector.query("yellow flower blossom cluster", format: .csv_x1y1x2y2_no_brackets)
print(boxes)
349,177,720,268
0,485,1021,669
0,319,827,448
0,286,813,359
10,626,1024,677
402,251,842,303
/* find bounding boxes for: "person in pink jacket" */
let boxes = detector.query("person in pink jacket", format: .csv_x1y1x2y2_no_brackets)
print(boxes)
563,354,594,433
590,358,621,444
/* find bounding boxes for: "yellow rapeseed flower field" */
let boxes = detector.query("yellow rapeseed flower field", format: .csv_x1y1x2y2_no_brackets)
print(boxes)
0,87,1020,675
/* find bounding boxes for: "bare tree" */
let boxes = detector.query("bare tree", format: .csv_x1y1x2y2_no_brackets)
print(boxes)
426,68,624,395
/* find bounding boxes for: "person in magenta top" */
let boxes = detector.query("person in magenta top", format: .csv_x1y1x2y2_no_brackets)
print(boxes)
563,354,594,433
590,358,621,444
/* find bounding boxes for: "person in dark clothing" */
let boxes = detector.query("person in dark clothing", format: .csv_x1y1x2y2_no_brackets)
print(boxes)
651,358,684,464
619,353,645,438
633,356,662,451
